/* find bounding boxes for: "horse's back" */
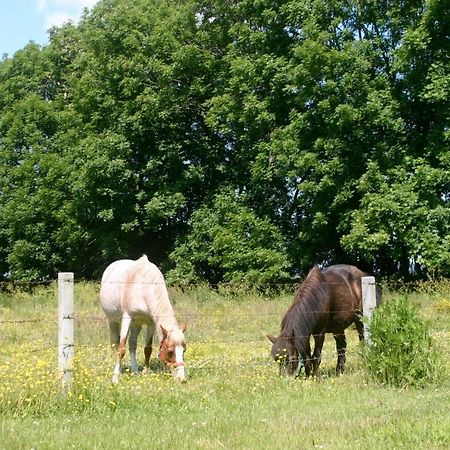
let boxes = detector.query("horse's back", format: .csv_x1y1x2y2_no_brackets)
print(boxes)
320,265,366,331
323,265,366,295
323,264,381,303
124,256,170,320
99,259,135,321
99,255,171,325
322,264,366,281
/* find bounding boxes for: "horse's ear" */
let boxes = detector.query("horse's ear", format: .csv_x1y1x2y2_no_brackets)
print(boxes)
267,334,277,344
180,322,187,333
161,325,169,340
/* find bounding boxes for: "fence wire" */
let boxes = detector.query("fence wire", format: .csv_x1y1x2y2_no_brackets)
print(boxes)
2,314,448,340
0,308,364,325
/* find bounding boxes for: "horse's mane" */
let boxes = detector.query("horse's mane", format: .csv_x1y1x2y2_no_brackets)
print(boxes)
293,266,325,306
280,266,328,341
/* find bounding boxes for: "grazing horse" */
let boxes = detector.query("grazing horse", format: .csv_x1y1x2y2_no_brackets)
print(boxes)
267,264,380,377
99,255,187,383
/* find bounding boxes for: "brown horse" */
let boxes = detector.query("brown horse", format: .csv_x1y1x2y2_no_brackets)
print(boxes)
267,264,381,377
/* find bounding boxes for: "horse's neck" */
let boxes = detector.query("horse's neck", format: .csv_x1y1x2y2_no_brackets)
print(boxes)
150,285,178,339
290,303,317,330
134,265,178,335
289,291,326,343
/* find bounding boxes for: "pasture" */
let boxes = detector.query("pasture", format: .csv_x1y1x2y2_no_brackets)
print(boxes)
1,281,449,449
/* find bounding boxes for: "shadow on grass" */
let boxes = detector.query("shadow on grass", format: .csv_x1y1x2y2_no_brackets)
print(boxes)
119,359,167,374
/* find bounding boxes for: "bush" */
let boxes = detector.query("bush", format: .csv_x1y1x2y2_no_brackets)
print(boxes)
362,297,443,388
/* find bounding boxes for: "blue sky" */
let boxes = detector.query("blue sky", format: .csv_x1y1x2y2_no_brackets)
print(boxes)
1,0,98,57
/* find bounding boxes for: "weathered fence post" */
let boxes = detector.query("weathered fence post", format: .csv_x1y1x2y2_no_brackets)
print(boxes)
362,276,377,344
58,272,74,394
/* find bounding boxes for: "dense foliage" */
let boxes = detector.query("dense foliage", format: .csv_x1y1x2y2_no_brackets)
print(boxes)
0,0,448,281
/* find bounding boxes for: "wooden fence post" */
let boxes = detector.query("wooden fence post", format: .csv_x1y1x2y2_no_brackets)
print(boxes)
362,276,377,344
58,272,74,394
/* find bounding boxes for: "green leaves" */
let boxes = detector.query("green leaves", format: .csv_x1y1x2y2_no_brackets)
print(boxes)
362,297,443,387
168,189,291,284
0,0,448,281
341,156,449,276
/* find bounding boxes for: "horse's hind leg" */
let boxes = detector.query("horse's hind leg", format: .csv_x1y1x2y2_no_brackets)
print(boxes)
129,323,142,374
112,313,132,384
312,333,325,376
143,323,155,373
333,332,347,374
355,318,364,342
108,320,120,351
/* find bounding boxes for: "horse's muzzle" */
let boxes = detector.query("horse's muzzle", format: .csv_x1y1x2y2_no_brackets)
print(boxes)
172,365,186,383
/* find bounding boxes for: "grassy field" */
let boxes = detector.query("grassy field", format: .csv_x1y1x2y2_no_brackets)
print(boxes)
0,281,449,449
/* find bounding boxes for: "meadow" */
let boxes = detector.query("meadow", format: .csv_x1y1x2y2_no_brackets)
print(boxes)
1,281,449,449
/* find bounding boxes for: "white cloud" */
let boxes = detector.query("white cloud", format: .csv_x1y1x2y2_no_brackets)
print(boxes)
44,12,74,30
37,0,48,12
40,0,97,8
37,0,99,31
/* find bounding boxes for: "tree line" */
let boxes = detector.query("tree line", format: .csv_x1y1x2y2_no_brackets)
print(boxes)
0,0,448,282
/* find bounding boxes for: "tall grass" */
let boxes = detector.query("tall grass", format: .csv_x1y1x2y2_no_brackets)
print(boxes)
0,281,449,449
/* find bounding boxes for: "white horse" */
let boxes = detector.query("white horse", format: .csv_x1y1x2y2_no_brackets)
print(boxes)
99,255,187,383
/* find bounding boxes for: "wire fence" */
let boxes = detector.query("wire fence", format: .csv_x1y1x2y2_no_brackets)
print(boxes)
1,276,448,288
0,310,361,324
0,318,44,324
1,276,448,331
2,312,449,339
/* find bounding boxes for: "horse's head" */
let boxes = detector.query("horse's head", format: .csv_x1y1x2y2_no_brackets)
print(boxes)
159,323,187,382
267,333,299,376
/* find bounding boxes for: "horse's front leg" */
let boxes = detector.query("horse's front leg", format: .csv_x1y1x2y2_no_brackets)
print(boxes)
143,323,155,374
299,339,312,377
129,323,142,374
112,313,132,384
333,332,347,374
312,333,325,376
108,320,120,351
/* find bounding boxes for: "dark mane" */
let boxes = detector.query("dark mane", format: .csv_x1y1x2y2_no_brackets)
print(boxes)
280,267,327,343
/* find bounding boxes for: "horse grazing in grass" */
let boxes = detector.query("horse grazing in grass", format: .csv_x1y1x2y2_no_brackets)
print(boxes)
100,255,187,383
267,264,381,377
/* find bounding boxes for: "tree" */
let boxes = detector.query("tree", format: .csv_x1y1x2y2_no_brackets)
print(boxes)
0,0,448,281
0,43,69,279
341,0,450,276
1,0,225,279
62,0,226,271
168,189,291,284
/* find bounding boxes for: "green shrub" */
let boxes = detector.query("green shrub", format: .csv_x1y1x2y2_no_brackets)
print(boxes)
362,297,443,388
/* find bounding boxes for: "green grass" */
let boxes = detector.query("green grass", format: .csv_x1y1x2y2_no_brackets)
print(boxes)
1,282,449,449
